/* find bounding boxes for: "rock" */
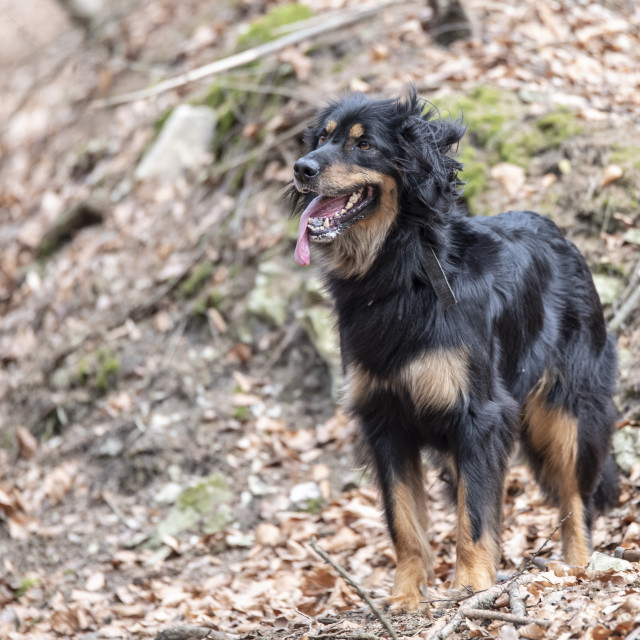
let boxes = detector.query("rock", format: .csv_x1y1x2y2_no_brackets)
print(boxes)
60,0,105,29
612,425,640,473
592,274,624,306
622,229,640,246
152,473,232,543
247,259,302,327
490,162,526,197
289,481,322,511
587,552,634,573
135,105,216,181
296,306,342,399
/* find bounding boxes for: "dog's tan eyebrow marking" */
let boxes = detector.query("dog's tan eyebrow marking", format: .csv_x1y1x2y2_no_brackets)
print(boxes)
350,123,364,138
325,120,337,134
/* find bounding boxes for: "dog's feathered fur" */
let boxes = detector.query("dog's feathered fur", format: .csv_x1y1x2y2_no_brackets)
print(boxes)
289,89,618,612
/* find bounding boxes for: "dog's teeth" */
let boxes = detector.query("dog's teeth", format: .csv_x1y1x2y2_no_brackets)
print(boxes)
323,218,330,228
346,202,353,210
349,193,358,203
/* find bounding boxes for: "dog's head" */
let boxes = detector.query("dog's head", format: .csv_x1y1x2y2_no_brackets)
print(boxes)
289,88,465,277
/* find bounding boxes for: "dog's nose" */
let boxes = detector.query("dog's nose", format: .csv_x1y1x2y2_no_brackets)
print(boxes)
294,158,320,182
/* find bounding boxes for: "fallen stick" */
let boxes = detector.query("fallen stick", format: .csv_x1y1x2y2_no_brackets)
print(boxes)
614,547,640,562
463,608,550,627
511,512,572,580
93,1,395,108
507,582,526,618
309,538,398,640
434,574,543,640
155,625,238,640
610,283,640,331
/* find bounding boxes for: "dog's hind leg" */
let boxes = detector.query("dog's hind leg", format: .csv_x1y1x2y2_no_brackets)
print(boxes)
522,379,597,566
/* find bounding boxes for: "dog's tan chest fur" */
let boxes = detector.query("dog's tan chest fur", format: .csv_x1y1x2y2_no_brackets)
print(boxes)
346,347,469,414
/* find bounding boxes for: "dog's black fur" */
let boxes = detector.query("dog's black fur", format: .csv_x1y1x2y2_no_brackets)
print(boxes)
288,89,619,612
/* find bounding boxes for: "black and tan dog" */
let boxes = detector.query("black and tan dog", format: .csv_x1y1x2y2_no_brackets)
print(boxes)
288,89,619,612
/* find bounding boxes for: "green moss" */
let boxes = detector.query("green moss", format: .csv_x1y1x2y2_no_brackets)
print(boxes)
176,474,230,513
180,261,214,298
300,497,324,514
454,87,513,148
458,145,488,211
193,289,226,315
15,577,40,600
93,355,121,392
1,430,13,449
236,4,313,51
470,85,503,105
202,85,226,110
443,88,582,171
154,107,174,133
610,145,640,169
533,111,581,147
232,406,251,421
75,355,92,387
73,348,120,393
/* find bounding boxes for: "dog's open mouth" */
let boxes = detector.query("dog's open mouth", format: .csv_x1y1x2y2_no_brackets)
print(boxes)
294,186,376,266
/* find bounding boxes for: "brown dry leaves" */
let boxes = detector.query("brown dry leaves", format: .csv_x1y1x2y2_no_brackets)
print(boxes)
1,0,640,639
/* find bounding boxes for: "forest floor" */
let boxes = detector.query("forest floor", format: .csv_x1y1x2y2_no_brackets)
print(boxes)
1,0,640,639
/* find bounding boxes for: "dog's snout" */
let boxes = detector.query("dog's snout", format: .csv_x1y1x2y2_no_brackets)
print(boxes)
294,157,320,181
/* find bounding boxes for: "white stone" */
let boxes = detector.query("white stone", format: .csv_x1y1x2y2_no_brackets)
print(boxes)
289,482,321,509
135,105,217,181
587,552,634,573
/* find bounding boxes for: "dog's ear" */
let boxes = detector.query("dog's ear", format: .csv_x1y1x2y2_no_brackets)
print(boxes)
394,90,465,215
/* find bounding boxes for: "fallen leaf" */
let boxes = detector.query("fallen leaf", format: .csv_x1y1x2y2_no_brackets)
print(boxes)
600,164,623,187
16,426,37,460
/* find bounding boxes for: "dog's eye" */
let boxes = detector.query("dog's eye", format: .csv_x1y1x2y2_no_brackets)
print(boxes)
318,134,327,145
358,141,373,150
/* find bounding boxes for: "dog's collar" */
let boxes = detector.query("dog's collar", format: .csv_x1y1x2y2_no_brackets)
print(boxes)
422,246,457,310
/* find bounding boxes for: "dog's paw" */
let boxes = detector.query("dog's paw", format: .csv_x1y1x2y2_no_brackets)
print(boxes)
385,592,433,618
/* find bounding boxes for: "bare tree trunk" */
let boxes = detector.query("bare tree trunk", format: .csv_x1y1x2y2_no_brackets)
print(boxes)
425,0,472,46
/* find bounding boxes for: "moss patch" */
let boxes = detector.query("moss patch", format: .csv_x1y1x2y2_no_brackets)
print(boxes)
458,145,488,212
236,4,313,51
180,261,214,298
73,348,121,393
609,144,640,169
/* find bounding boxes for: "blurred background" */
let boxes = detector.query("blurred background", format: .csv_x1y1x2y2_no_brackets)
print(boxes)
1,0,640,637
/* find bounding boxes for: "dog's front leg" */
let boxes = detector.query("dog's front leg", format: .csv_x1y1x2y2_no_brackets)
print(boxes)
452,456,505,591
371,443,434,614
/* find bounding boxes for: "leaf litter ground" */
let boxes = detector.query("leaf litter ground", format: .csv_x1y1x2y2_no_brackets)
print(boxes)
1,0,640,638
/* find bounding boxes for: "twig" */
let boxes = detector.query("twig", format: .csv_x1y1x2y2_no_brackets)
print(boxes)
435,515,573,640
513,511,572,579
610,282,640,331
619,254,640,307
92,1,395,108
206,78,317,103
614,547,640,562
309,538,398,640
507,582,526,619
463,608,550,627
155,625,239,640
257,324,301,376
210,119,309,179
434,574,542,640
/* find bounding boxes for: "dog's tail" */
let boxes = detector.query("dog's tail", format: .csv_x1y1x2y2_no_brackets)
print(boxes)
593,455,620,514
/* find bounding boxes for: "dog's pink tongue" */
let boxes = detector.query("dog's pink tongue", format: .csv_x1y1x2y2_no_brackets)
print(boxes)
294,194,349,266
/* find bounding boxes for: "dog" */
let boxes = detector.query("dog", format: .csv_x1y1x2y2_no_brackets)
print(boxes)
288,89,619,613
